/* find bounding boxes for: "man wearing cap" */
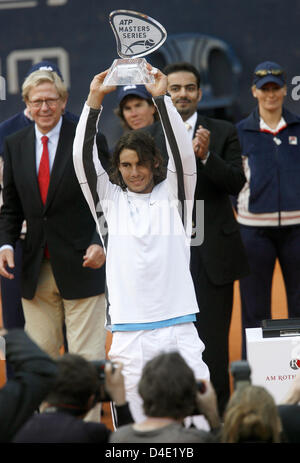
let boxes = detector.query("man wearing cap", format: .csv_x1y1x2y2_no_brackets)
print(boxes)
0,65,109,408
115,85,168,165
0,62,81,343
236,61,300,356
115,84,158,131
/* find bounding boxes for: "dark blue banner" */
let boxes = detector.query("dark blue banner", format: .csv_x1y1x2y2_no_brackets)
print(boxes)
0,0,299,148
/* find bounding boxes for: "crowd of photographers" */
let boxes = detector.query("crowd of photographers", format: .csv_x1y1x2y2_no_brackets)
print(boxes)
1,328,300,444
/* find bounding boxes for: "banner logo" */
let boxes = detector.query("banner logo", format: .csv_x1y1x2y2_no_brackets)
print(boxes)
0,335,5,360
0,76,5,100
290,339,300,370
290,359,300,370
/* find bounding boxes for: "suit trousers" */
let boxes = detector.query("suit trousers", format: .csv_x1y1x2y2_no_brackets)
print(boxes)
191,247,233,418
21,259,107,423
21,259,107,360
239,224,300,358
1,239,25,330
1,240,25,379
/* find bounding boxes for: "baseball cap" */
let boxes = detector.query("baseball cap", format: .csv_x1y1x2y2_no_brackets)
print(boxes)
117,85,152,105
253,61,286,89
25,60,64,80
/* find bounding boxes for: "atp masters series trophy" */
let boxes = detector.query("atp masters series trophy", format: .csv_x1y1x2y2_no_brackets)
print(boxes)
103,10,167,86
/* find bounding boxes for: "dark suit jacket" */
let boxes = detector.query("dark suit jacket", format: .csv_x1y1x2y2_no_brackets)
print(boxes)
145,112,249,286
0,117,107,300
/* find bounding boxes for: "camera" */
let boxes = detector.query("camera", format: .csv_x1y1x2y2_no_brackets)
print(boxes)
230,360,251,390
190,380,206,415
91,359,116,402
197,380,206,394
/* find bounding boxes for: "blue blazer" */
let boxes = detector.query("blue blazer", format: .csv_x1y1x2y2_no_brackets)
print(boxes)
237,107,300,213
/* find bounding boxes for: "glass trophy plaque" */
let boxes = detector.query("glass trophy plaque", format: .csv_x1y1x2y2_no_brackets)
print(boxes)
103,10,167,86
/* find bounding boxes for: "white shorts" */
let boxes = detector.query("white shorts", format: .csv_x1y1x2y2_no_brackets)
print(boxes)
108,322,210,424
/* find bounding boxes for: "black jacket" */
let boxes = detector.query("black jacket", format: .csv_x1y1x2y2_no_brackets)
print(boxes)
0,330,57,443
0,117,109,299
12,402,133,443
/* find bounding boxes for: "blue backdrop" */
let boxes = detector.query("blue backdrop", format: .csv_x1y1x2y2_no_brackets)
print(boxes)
1,0,300,148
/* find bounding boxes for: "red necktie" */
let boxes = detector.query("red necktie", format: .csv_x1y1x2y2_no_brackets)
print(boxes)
38,136,50,258
38,135,50,205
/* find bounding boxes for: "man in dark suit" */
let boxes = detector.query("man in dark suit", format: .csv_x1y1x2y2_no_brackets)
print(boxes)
0,61,79,360
0,68,108,387
146,62,249,416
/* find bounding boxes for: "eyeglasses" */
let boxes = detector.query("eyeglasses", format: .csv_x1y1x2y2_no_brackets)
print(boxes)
28,98,60,109
255,69,283,77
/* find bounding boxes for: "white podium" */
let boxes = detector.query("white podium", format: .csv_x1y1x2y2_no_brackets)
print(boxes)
246,327,300,403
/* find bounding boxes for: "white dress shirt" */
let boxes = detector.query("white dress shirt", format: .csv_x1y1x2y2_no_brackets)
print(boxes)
35,117,62,174
184,111,209,164
0,117,63,252
184,112,198,141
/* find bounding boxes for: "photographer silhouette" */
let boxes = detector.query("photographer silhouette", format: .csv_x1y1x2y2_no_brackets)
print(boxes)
13,353,133,443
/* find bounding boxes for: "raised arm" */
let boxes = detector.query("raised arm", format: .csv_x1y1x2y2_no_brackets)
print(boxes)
145,65,196,237
86,71,116,110
73,71,116,240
